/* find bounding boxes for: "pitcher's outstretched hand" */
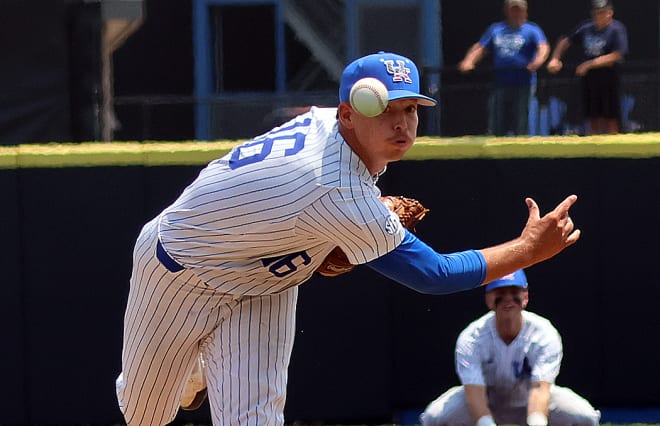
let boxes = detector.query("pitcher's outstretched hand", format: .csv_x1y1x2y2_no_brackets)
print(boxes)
520,194,581,263
480,195,581,284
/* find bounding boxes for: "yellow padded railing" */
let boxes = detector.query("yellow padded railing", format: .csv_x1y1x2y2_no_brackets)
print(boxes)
1,134,659,169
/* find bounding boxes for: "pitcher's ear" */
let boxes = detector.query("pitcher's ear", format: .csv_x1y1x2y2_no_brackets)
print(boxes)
338,103,356,129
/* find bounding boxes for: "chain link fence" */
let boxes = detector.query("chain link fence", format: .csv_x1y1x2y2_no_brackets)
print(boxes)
112,63,660,141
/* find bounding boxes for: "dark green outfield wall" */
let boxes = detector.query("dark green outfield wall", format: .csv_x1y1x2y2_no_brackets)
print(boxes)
1,157,659,424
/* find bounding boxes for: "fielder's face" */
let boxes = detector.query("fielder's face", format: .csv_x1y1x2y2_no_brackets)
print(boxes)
339,98,419,174
486,286,529,313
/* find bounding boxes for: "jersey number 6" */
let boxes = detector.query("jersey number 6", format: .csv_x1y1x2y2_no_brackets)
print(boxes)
229,117,311,169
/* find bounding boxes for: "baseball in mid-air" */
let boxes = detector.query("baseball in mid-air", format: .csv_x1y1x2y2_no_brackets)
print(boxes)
349,77,388,117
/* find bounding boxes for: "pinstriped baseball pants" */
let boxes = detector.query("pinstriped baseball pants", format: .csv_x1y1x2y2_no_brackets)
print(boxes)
116,217,298,426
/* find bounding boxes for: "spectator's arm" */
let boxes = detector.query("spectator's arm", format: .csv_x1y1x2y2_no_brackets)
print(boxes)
575,51,623,76
585,51,623,68
546,37,571,73
528,42,550,71
459,43,487,73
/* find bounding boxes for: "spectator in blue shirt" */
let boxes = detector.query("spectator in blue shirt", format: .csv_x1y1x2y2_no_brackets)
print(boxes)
547,0,628,134
459,0,549,136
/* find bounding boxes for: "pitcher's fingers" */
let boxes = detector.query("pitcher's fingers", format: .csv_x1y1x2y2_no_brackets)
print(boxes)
565,215,575,233
526,197,540,220
566,229,581,245
555,194,578,217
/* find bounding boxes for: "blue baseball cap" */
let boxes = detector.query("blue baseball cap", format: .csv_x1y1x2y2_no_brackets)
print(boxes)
339,51,437,107
485,269,528,292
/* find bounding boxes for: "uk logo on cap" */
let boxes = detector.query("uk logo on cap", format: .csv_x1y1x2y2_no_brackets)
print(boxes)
383,60,413,83
339,51,437,106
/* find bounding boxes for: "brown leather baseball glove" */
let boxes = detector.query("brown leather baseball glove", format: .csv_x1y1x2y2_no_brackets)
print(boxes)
316,196,429,277
378,195,429,231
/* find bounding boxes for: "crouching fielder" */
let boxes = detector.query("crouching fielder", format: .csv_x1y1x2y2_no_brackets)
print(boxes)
420,270,600,426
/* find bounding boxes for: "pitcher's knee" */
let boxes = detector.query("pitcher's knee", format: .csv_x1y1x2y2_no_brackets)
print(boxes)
116,373,179,426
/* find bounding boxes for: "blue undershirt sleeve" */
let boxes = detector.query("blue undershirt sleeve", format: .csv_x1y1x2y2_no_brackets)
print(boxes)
366,229,487,295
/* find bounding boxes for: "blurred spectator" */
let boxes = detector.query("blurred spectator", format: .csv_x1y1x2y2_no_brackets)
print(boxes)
546,0,628,135
458,0,549,136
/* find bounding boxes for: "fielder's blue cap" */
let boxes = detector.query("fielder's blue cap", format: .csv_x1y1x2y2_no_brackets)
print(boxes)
485,269,528,292
339,51,437,107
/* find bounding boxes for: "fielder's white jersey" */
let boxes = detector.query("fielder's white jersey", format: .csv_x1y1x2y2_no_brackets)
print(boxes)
455,310,563,407
158,106,405,295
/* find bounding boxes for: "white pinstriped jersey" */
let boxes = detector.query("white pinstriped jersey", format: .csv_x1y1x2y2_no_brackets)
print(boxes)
158,106,405,295
455,310,563,407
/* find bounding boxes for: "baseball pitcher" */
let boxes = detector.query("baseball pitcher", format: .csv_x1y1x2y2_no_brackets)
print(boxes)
115,52,580,426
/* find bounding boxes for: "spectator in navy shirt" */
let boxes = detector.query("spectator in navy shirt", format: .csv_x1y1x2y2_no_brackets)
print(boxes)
459,0,549,136
547,0,628,134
